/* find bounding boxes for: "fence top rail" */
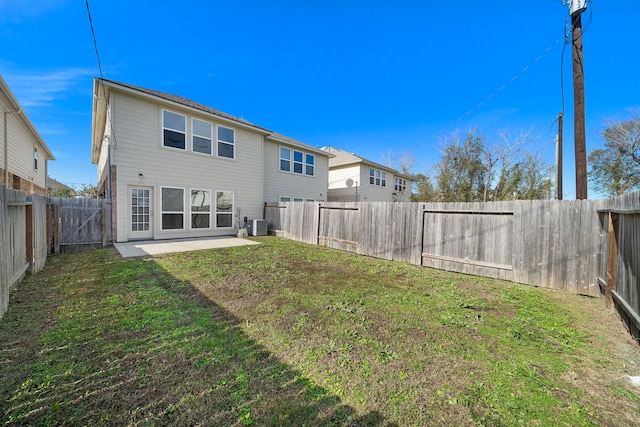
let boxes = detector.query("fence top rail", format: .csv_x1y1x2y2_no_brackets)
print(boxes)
6,201,33,206
597,208,640,215
319,205,360,211
423,209,514,215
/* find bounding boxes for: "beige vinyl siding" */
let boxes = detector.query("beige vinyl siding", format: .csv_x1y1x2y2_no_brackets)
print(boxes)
0,98,47,189
263,139,328,202
327,164,361,201
111,91,265,242
360,166,394,202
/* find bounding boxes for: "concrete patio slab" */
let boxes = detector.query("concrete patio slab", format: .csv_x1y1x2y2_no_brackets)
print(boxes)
114,236,260,258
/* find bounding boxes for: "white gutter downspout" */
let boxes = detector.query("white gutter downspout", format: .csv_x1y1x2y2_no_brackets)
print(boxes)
3,109,21,185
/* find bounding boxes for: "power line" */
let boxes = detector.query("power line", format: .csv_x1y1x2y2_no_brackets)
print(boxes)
85,0,104,80
427,35,565,145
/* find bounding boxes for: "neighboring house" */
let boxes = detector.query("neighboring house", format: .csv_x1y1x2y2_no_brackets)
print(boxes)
46,177,76,197
0,75,55,195
91,78,329,242
322,146,412,202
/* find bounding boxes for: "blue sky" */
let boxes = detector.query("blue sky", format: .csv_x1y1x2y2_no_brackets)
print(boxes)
1,0,639,198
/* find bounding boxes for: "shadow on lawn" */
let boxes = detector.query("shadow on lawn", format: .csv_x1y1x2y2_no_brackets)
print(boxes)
0,251,397,426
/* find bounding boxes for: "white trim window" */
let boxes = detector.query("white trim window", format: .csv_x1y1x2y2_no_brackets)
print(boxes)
293,150,304,174
394,178,407,192
305,154,315,176
369,168,386,187
163,110,186,150
280,147,291,172
191,189,211,229
192,118,213,155
161,187,185,230
279,196,291,202
33,146,38,170
217,126,235,159
280,146,315,176
215,190,234,228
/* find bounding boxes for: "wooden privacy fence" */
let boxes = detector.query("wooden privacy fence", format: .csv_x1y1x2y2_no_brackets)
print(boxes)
1,185,113,318
265,194,640,339
597,191,640,340
0,185,48,319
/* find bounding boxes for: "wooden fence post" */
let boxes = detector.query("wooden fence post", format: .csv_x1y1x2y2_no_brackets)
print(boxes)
605,212,619,310
25,204,34,272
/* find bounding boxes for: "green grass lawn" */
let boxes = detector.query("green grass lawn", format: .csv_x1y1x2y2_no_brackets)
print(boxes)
1,236,639,426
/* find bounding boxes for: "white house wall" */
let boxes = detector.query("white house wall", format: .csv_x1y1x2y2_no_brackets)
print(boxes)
326,164,361,201
263,138,328,202
327,163,410,202
0,94,47,190
110,91,265,242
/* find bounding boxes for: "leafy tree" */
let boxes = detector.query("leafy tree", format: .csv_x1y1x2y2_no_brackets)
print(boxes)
588,114,640,197
411,173,437,202
75,183,99,198
433,130,488,202
412,128,554,202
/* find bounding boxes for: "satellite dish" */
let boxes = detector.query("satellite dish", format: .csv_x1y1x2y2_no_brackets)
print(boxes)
346,179,354,187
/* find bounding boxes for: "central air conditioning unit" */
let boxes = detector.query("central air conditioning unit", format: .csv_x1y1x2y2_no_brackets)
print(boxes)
247,219,267,236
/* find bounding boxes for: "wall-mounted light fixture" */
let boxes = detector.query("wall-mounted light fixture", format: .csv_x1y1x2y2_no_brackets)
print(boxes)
138,173,143,178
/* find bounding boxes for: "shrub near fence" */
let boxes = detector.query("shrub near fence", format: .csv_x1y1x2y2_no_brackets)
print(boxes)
266,193,640,339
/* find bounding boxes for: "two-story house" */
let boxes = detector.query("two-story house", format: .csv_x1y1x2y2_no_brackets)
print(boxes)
0,75,55,195
91,78,329,242
322,146,411,202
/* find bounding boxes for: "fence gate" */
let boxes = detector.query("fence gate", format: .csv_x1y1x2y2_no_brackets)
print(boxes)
46,198,110,253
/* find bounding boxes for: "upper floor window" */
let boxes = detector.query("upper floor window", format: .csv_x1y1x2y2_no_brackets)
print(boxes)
369,168,386,187
192,118,212,155
217,126,235,159
293,151,304,174
163,110,186,150
279,146,315,176
394,177,407,192
280,147,291,172
33,147,38,170
305,154,315,176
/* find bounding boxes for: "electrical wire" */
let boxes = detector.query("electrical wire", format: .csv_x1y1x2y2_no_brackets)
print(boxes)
419,35,565,150
85,0,103,80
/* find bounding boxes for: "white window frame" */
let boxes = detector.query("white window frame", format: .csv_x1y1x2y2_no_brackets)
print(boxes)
192,118,213,155
190,188,211,229
215,190,234,228
395,178,407,192
369,167,387,187
305,153,315,176
280,146,315,176
279,196,291,202
279,147,291,172
216,125,235,159
161,186,185,230
162,110,187,150
293,150,304,174
33,146,38,171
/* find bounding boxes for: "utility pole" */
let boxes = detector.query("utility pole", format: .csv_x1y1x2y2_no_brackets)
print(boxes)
570,0,588,199
557,112,563,200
